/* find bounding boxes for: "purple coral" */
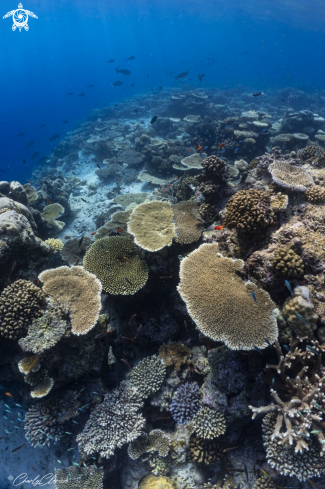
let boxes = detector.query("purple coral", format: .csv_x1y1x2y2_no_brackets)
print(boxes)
169,382,201,424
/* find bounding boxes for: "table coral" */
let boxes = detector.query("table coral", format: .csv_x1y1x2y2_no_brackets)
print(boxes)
39,266,102,335
177,244,278,350
173,200,203,244
269,160,314,191
83,236,148,294
130,354,166,398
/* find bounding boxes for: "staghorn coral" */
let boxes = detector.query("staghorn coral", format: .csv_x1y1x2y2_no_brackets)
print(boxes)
269,160,314,191
305,185,325,203
0,280,46,340
39,266,102,335
253,475,277,489
223,189,275,233
44,238,64,253
128,429,170,459
76,381,145,458
24,402,63,448
130,355,166,398
55,466,104,489
270,192,288,211
178,244,278,350
127,201,175,251
158,342,190,371
192,406,226,439
83,236,148,294
189,434,223,465
139,475,177,489
18,354,41,374
262,413,325,481
173,201,202,244
169,382,201,424
18,304,68,353
270,246,304,277
282,286,318,335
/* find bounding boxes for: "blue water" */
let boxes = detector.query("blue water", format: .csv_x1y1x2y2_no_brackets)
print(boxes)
1,0,325,182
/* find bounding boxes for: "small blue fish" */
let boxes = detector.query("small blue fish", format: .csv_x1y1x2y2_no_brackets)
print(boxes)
253,345,264,355
283,344,291,352
72,462,79,467
284,280,293,296
15,404,22,407
4,430,11,434
65,432,73,435
234,147,240,153
296,313,308,326
306,345,319,355
4,404,11,410
203,146,208,149
57,460,62,464
72,420,79,424
270,378,275,388
251,290,257,303
3,416,8,420
105,268,112,273
264,338,274,348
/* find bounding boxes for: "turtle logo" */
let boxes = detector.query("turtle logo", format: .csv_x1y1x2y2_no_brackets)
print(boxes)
3,3,38,32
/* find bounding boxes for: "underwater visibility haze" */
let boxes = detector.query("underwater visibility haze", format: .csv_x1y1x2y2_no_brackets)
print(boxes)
2,0,325,488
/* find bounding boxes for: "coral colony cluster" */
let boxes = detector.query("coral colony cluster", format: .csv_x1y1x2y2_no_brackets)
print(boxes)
3,87,325,488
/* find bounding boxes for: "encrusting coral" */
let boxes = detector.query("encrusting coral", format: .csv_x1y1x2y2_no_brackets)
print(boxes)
127,429,170,459
223,189,275,233
178,244,278,350
158,342,190,371
169,382,201,424
130,354,166,398
173,200,203,244
270,192,288,211
192,406,226,439
39,266,102,335
55,466,104,489
76,381,145,458
0,280,46,340
282,286,319,335
268,160,314,191
305,185,325,203
270,246,304,277
83,236,148,295
190,434,223,465
139,475,177,489
127,201,175,251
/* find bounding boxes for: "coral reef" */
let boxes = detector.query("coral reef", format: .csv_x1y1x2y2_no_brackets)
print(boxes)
130,355,166,398
169,382,201,424
189,434,223,465
18,354,41,374
76,381,145,458
39,266,102,335
192,406,226,439
128,429,170,459
223,189,275,233
178,244,278,350
139,475,177,489
0,280,46,339
127,201,175,251
196,155,230,203
270,246,304,277
24,402,63,447
44,238,64,252
282,286,318,335
158,342,190,371
60,236,92,265
269,160,314,191
55,466,104,489
270,192,288,211
305,184,325,202
83,236,148,294
253,475,277,489
173,201,202,244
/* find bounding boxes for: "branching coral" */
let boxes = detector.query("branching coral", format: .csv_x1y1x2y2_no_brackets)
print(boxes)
0,280,46,340
178,244,278,350
270,246,304,277
39,266,102,335
76,381,145,458
44,238,64,253
190,434,223,465
269,160,314,191
282,286,318,335
130,355,166,398
127,429,170,459
83,236,148,295
24,402,63,447
127,201,175,251
192,406,226,439
55,466,104,489
169,382,201,424
173,201,202,244
223,189,275,233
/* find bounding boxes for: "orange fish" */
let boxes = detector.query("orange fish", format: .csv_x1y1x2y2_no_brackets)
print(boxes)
218,143,226,150
5,392,13,398
123,256,132,263
214,225,224,230
116,228,125,233
90,232,96,235
45,197,52,204
197,145,203,151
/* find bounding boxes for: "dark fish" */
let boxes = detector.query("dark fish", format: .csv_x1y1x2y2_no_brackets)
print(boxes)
79,236,84,247
150,116,158,124
22,159,26,163
253,345,264,355
115,68,131,75
37,156,47,164
125,277,132,285
127,56,136,60
133,109,138,113
62,120,69,123
16,133,25,137
11,443,27,453
49,134,60,141
87,84,94,88
66,92,73,96
250,290,257,303
264,338,274,348
121,359,131,370
39,124,46,128
270,378,275,388
283,344,291,352
107,59,115,63
112,81,123,87
158,86,163,89
175,72,188,79
130,83,135,86
96,163,101,170
105,268,112,273
252,92,263,97
81,198,89,203
198,74,205,83
25,140,35,149
95,331,111,339
284,280,293,296
78,93,85,97
31,152,39,159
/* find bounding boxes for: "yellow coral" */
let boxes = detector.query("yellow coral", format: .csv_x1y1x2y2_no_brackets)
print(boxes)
270,192,289,211
127,201,175,251
45,238,64,253
18,355,41,374
139,475,177,489
30,377,54,398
